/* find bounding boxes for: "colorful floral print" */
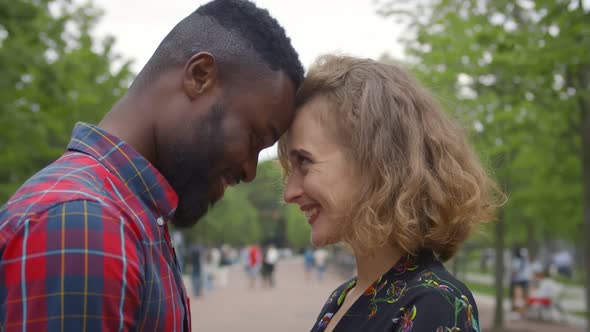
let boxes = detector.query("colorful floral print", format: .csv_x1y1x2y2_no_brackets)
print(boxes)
310,250,481,332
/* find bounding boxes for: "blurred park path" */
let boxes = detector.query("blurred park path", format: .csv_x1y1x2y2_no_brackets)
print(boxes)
465,272,586,329
465,272,585,313
187,256,342,332
186,257,585,332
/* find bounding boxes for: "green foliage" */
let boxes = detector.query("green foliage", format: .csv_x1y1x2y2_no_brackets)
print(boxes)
285,203,311,249
377,0,589,246
184,161,311,248
377,0,590,327
0,0,133,201
186,188,262,246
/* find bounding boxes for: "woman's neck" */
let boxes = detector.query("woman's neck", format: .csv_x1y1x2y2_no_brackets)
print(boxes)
353,245,404,291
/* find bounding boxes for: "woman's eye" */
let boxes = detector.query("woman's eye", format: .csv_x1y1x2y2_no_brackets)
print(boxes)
297,155,311,167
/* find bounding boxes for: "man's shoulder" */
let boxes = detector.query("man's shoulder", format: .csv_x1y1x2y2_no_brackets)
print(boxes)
0,151,117,227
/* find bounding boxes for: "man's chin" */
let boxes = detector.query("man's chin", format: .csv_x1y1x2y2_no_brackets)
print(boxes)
171,217,200,228
171,206,209,228
169,186,217,228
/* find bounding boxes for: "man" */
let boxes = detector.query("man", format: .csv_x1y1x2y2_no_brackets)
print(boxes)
0,0,304,331
313,247,329,282
188,243,204,298
553,249,574,279
261,244,279,287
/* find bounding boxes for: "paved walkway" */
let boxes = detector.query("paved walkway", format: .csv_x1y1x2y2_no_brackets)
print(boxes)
186,258,585,332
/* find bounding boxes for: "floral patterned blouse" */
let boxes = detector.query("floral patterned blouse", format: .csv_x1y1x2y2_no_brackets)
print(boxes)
311,250,480,332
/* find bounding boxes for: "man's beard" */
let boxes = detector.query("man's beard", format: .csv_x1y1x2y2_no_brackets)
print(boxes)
172,177,210,228
165,104,225,228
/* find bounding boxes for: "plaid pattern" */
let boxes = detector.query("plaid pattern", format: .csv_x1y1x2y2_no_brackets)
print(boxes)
0,122,191,332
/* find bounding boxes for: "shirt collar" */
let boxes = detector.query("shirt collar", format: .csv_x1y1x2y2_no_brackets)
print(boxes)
66,122,178,220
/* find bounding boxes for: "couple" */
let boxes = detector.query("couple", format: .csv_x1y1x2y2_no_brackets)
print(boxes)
0,0,500,331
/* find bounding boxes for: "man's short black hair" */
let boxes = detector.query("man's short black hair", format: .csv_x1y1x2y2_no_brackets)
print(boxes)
137,0,304,89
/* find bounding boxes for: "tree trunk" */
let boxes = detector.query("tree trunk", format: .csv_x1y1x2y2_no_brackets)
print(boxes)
583,128,590,332
493,210,505,331
275,215,287,248
578,64,590,332
525,219,538,259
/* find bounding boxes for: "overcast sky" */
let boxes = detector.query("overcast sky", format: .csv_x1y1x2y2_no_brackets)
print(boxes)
92,0,406,160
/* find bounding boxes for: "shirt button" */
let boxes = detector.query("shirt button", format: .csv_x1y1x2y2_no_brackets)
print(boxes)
157,216,165,226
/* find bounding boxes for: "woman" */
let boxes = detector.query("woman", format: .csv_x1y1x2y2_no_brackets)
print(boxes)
279,55,502,332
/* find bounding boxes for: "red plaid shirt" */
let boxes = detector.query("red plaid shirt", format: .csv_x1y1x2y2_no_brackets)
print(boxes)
0,122,191,331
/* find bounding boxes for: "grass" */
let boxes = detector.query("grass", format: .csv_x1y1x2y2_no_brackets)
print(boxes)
465,280,509,298
571,310,588,318
465,264,493,276
553,274,585,288
465,262,586,289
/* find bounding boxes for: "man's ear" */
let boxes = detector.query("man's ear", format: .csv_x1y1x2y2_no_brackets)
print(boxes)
183,52,217,99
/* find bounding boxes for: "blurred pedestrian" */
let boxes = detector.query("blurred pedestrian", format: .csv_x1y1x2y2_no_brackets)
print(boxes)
203,246,221,291
510,247,532,314
173,231,185,270
479,248,493,273
189,244,203,297
218,244,233,288
262,244,280,287
313,248,328,282
247,244,262,289
304,247,315,281
553,249,574,279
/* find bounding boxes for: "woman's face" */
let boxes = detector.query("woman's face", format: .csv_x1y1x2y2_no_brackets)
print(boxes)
283,97,358,247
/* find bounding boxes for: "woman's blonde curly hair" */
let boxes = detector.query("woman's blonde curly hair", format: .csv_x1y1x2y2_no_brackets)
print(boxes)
278,55,503,261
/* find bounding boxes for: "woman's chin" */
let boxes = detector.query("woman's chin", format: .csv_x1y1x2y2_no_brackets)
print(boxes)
311,232,338,248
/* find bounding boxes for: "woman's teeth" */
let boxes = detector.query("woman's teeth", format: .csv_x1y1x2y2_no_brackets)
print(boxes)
304,208,319,219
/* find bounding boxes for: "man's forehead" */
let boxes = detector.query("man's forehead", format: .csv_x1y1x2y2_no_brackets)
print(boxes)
266,81,297,131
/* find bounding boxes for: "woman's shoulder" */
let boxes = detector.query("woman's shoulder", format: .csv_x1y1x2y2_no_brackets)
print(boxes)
396,257,477,307
410,260,474,297
389,259,480,331
322,277,358,309
310,277,357,331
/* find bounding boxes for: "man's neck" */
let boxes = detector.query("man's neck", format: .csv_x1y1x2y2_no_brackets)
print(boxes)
98,93,157,165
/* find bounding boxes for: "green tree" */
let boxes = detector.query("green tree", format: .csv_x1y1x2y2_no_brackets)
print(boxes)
185,160,311,249
246,161,286,245
241,161,310,248
284,202,311,250
187,188,262,246
0,0,133,200
376,0,589,329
